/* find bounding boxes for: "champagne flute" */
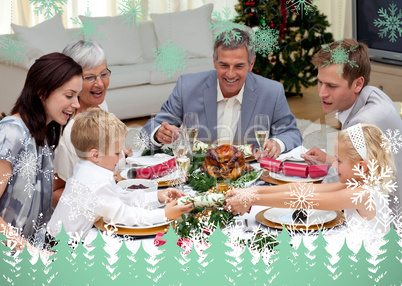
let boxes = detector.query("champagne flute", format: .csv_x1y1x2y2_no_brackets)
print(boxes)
172,129,192,192
254,114,270,155
183,112,199,152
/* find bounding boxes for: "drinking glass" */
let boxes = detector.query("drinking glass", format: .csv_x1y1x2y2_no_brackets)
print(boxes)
254,114,270,154
172,129,192,191
183,112,199,152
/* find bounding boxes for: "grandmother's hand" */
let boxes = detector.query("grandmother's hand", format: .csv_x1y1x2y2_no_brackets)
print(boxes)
224,189,251,216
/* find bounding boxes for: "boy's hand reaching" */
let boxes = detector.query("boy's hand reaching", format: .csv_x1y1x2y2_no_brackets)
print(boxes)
158,188,185,204
164,200,194,220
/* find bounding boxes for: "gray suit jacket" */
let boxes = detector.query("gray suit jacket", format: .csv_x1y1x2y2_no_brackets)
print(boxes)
342,86,402,203
142,70,302,149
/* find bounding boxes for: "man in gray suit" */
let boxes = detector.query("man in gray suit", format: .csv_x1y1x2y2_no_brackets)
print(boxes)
142,28,302,159
302,39,402,205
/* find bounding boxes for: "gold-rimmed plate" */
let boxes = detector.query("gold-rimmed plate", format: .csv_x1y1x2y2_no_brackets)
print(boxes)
94,218,171,236
255,208,345,231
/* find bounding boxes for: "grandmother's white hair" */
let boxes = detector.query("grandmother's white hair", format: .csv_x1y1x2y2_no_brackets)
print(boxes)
62,40,106,70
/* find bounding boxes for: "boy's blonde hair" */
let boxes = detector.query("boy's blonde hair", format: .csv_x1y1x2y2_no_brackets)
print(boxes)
71,107,127,159
337,123,396,188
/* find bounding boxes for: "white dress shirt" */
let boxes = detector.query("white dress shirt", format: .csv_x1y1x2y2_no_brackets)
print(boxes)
335,101,356,128
48,160,165,239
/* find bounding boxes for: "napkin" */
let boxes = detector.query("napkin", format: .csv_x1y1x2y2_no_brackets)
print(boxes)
278,146,327,162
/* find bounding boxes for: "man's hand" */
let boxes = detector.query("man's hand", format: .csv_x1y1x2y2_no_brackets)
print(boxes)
164,201,194,220
300,146,335,165
154,122,180,145
158,188,185,204
254,139,280,161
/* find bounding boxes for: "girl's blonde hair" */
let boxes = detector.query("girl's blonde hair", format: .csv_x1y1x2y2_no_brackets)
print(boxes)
337,123,396,188
71,107,127,159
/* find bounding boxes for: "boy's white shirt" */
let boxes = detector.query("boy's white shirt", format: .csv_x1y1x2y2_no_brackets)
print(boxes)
48,159,165,239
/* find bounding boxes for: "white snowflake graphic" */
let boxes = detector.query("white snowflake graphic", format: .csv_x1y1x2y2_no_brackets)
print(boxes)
252,23,279,57
286,0,317,16
118,0,149,27
374,2,402,43
71,8,105,42
284,182,319,210
14,150,37,182
27,213,48,250
60,179,106,222
208,5,245,46
381,129,402,154
321,40,359,77
0,35,27,67
231,188,259,208
1,223,22,250
153,39,186,78
29,0,67,20
346,159,397,212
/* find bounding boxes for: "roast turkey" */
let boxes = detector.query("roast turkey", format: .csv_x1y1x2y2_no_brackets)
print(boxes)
200,144,254,180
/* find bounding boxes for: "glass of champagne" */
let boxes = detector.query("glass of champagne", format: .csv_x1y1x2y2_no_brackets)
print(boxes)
183,112,199,152
172,129,192,192
254,114,270,155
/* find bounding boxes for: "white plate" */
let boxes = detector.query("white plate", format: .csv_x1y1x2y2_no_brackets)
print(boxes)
264,208,337,226
117,179,158,192
125,153,174,167
269,171,324,182
103,219,173,229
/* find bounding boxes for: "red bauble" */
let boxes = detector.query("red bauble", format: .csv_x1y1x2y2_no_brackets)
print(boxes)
250,1,255,5
271,58,276,63
270,23,275,28
246,1,250,5
256,69,260,73
249,12,253,16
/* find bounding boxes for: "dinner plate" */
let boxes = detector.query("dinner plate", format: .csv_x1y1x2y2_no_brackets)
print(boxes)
255,208,345,231
125,153,174,167
269,171,324,183
94,218,170,236
263,208,337,226
103,218,173,229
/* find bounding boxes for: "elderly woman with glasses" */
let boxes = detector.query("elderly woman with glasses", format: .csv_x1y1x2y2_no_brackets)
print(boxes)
52,40,115,207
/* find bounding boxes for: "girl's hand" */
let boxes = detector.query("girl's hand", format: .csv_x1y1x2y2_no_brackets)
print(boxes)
164,200,194,220
224,189,251,216
158,188,185,203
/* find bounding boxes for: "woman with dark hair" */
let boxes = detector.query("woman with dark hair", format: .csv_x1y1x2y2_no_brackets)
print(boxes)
0,52,82,252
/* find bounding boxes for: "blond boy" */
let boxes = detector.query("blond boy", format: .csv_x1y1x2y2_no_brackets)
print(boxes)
48,108,193,239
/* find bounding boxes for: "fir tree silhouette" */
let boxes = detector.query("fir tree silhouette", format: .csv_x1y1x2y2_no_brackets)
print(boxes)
269,226,296,285
202,223,236,285
253,253,268,285
13,244,35,285
113,239,135,283
354,242,376,285
155,225,186,285
48,225,75,285
376,224,402,285
69,238,92,285
332,238,356,284
0,231,15,285
86,230,113,285
293,236,313,285
132,241,155,285
182,242,204,285
309,230,334,286
32,253,50,286
236,247,260,285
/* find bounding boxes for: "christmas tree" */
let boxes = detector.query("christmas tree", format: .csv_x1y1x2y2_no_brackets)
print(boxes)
234,0,334,95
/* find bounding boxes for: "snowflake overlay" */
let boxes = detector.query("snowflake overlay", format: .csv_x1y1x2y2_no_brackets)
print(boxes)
71,8,105,42
118,0,149,27
286,0,317,16
381,129,402,154
208,5,245,46
0,35,27,67
374,2,402,43
252,23,279,57
232,187,259,208
284,182,319,210
30,0,67,20
321,40,359,77
60,179,106,222
153,39,186,79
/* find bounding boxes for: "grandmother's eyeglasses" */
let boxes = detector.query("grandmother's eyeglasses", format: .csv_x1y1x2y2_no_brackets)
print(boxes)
83,68,111,83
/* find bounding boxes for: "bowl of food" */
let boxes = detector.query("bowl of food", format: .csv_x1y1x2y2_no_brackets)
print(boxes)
117,179,158,192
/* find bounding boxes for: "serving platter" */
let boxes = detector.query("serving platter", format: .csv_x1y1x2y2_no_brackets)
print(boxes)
255,208,345,231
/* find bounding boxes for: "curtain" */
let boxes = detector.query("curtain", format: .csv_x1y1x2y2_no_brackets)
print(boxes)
317,0,350,40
